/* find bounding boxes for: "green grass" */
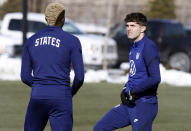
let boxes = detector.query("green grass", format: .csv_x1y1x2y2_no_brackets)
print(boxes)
0,81,191,131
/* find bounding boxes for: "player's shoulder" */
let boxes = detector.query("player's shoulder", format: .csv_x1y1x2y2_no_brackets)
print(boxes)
62,31,81,47
23,28,46,48
62,30,79,41
142,36,160,58
143,36,158,50
28,27,47,40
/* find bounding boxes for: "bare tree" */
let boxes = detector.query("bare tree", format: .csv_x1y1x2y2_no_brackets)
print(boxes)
28,0,49,13
103,0,114,70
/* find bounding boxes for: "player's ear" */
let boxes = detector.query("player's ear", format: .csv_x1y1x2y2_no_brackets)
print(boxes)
61,17,65,24
141,26,146,33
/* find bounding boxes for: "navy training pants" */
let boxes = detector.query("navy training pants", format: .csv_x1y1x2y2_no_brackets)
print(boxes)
94,97,158,131
24,97,73,131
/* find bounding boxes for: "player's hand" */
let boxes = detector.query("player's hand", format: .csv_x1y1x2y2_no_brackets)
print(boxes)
128,90,136,104
120,87,129,105
121,87,137,105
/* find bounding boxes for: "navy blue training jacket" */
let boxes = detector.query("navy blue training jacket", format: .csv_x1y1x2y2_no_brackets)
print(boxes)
21,26,84,98
125,35,161,97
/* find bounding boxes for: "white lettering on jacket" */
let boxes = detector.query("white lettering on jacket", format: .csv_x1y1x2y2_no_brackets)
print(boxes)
35,36,60,48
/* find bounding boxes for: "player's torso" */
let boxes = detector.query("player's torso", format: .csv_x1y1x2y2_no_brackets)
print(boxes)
129,40,148,82
30,27,71,66
28,26,73,86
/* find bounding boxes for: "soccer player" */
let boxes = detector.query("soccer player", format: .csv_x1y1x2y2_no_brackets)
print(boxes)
21,2,84,131
94,12,161,131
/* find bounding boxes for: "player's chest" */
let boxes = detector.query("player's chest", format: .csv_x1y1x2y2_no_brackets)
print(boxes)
129,46,145,71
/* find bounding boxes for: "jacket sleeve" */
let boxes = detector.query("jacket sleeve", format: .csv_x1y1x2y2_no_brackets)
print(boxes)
71,38,84,96
20,40,33,87
131,42,161,93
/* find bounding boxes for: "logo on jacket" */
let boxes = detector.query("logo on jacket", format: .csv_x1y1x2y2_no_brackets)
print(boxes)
134,118,139,123
136,52,140,60
129,60,136,76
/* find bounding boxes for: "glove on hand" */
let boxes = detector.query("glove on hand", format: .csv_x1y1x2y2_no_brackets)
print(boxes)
120,87,129,105
120,87,136,105
128,90,136,104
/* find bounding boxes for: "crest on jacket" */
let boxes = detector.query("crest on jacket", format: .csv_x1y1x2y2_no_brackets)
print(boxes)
136,52,140,60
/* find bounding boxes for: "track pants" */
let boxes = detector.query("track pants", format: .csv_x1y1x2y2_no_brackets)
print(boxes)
94,97,158,131
24,97,73,131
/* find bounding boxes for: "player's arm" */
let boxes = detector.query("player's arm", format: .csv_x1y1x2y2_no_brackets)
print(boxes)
71,38,84,96
131,42,161,93
20,40,33,87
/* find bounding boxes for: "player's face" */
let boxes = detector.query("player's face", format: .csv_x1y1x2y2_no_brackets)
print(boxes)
126,22,146,42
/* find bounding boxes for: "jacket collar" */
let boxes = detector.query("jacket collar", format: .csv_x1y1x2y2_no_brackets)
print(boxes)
132,35,147,48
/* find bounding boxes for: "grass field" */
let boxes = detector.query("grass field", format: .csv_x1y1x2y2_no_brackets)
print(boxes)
0,81,191,131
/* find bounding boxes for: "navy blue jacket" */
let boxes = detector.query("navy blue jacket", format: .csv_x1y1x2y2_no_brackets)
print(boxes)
125,35,161,97
21,26,84,98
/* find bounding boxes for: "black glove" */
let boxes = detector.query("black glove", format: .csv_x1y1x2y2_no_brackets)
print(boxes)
128,90,136,104
120,87,129,105
120,87,136,105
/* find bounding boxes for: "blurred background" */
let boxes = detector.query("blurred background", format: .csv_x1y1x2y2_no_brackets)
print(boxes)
0,0,191,131
0,0,191,82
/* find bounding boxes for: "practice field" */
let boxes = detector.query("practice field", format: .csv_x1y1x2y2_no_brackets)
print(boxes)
0,81,191,131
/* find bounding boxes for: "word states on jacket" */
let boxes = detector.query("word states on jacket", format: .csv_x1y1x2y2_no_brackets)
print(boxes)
35,36,60,48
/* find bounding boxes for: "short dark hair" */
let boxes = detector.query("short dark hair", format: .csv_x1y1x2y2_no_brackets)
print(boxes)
124,12,147,26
